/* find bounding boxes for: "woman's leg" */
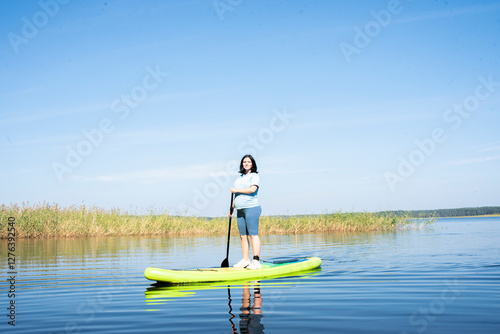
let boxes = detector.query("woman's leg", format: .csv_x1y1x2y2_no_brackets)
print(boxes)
250,235,260,257
236,209,250,261
245,206,262,258
240,235,250,260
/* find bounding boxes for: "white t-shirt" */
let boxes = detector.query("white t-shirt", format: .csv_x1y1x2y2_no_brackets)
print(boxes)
233,173,260,209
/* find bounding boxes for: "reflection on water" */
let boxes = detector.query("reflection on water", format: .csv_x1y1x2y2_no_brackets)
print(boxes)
146,282,267,334
232,285,264,334
4,235,208,267
145,268,321,334
145,267,323,334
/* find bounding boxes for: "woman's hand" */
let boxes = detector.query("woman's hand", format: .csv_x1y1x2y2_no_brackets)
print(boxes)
230,187,237,193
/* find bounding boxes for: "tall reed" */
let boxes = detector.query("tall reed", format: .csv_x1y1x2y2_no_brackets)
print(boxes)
1,203,430,239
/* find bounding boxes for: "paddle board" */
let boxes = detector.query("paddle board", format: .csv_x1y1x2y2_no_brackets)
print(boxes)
144,257,322,283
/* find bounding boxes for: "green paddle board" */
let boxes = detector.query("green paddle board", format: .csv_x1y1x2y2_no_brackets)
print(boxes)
144,257,322,283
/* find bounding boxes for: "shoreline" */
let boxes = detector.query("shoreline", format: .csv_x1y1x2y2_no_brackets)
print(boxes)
4,203,499,239
437,214,500,218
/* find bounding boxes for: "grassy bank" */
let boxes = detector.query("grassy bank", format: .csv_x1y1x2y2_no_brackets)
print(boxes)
1,203,430,239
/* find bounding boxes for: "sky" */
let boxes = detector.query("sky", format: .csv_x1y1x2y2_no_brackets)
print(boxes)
1,0,499,217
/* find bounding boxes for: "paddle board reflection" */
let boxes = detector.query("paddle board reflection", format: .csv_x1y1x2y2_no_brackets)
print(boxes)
145,282,266,334
144,268,321,332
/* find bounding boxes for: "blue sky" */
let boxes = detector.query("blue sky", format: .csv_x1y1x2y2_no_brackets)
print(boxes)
1,0,499,216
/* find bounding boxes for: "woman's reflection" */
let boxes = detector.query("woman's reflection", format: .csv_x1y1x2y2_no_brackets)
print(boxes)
229,284,264,334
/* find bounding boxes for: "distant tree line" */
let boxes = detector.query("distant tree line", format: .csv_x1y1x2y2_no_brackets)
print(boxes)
378,206,500,218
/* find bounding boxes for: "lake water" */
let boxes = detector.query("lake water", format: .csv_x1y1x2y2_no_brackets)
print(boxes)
1,217,499,333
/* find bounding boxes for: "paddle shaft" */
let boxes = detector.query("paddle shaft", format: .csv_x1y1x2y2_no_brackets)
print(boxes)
221,193,234,267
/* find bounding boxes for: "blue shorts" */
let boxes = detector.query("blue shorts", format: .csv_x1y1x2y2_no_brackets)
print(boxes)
236,206,262,236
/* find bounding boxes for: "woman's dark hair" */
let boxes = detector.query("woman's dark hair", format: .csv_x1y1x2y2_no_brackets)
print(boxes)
239,154,258,174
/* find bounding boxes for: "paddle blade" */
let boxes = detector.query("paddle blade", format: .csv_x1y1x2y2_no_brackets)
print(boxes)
221,258,229,268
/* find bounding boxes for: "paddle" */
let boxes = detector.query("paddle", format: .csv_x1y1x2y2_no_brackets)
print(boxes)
221,193,235,268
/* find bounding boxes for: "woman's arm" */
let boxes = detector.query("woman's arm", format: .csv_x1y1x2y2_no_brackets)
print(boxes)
230,185,258,194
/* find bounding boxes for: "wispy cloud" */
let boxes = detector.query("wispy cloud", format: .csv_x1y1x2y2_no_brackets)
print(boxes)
1,102,109,125
461,141,500,153
72,162,238,184
448,154,500,166
394,3,500,25
290,111,434,131
1,86,45,98
264,167,341,175
0,133,78,148
111,124,238,145
479,146,500,153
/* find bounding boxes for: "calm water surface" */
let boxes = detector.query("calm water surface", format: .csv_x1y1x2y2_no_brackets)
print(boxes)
1,217,499,333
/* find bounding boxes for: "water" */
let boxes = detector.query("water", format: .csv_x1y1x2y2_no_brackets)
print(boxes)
1,217,499,333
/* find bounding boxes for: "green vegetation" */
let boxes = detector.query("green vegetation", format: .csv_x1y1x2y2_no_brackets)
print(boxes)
0,203,428,239
378,206,500,218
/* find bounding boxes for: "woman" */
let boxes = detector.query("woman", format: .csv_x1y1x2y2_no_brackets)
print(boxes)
229,154,262,269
